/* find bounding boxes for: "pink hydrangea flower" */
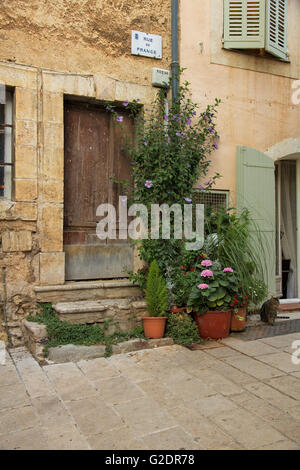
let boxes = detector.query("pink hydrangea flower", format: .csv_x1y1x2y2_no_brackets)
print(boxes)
223,267,234,273
198,283,209,290
201,269,213,277
201,259,212,267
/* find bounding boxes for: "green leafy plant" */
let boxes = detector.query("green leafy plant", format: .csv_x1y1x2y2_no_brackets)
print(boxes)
187,260,238,314
145,260,168,316
171,267,200,308
203,207,269,307
106,71,221,281
166,312,200,346
28,303,146,357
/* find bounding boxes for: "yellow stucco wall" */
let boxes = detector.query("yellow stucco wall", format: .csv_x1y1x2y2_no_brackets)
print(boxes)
180,0,300,202
0,0,171,85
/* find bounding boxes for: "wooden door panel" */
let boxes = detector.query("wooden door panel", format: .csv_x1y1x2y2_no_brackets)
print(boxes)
64,103,109,229
64,101,133,280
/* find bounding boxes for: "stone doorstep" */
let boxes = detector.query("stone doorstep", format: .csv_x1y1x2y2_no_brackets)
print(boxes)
51,299,147,325
53,299,133,314
34,279,137,292
33,279,142,303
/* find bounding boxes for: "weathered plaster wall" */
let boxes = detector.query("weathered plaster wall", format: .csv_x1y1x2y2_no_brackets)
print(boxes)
180,0,300,202
0,0,171,83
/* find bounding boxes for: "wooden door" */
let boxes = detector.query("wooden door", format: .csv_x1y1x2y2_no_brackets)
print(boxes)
64,101,133,280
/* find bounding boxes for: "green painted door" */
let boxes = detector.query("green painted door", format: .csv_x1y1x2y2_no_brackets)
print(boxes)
236,146,276,295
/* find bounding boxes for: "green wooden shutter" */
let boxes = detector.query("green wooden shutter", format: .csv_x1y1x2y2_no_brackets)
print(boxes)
223,0,266,50
236,146,276,295
265,0,288,60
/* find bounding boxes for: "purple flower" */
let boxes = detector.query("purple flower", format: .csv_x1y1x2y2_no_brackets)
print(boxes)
116,116,123,122
143,141,147,146
205,180,212,186
184,197,192,203
122,100,129,107
176,132,181,137
186,118,191,126
192,111,197,116
213,141,218,149
145,180,153,188
198,184,205,190
136,98,140,102
187,164,191,168
176,117,181,122
198,283,209,290
164,114,169,121
201,259,212,267
201,269,213,278
209,127,214,134
223,267,234,273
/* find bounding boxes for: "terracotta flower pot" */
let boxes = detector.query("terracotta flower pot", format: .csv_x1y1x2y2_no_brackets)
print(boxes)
193,310,231,340
230,308,246,332
142,316,168,339
170,306,186,314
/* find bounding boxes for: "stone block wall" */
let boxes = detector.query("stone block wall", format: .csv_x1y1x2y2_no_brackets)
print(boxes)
0,1,172,345
0,63,158,345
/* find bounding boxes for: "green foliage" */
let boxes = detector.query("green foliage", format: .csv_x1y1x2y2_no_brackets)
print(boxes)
203,207,268,306
166,312,200,346
187,261,238,314
106,71,221,284
145,260,168,316
28,303,145,357
171,268,200,307
106,74,221,210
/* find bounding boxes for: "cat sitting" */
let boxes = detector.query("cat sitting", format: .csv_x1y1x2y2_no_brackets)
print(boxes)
260,297,290,325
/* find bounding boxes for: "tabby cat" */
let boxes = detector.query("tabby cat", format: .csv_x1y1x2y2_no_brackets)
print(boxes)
259,297,290,325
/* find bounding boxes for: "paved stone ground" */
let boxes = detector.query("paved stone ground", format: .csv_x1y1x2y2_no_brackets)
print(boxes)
0,332,300,450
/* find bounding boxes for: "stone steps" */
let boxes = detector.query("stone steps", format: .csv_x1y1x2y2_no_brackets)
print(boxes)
34,279,142,303
52,298,147,334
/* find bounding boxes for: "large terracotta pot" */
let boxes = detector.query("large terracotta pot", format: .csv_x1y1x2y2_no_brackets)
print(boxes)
230,308,246,332
193,310,231,340
142,316,168,339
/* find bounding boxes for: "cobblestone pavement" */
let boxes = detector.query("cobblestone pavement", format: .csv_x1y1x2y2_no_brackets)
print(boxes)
0,332,300,450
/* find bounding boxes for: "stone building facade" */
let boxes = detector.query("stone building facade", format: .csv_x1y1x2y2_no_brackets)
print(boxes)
0,0,172,345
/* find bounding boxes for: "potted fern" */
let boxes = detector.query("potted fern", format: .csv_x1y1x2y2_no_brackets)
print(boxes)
142,260,168,339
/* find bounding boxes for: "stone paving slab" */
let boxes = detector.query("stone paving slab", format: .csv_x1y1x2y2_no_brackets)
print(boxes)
0,333,299,450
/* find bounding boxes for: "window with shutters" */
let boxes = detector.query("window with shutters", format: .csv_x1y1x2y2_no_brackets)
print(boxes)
0,88,14,199
223,0,289,61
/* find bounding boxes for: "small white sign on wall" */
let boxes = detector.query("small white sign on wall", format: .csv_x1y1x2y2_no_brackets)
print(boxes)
131,30,162,59
152,68,170,87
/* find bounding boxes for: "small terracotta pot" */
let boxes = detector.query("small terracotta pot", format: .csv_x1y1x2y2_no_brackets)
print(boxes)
142,316,168,339
193,310,231,340
170,306,186,314
230,308,246,332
